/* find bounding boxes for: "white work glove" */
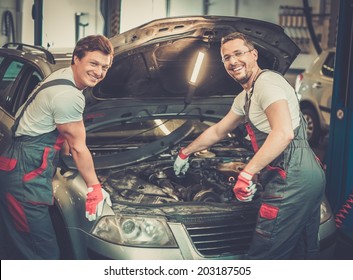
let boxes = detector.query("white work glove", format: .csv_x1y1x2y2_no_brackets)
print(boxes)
173,148,190,176
85,184,112,221
233,171,257,202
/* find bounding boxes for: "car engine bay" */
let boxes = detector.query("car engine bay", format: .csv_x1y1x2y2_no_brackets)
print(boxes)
97,142,257,206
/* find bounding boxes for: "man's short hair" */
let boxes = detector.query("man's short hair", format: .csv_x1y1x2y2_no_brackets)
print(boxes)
221,32,255,50
71,35,114,65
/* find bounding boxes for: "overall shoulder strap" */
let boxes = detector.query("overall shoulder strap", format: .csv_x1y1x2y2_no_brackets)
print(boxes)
251,69,270,89
248,69,270,100
12,79,76,137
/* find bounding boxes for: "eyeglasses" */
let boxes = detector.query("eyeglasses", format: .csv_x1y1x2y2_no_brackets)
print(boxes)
221,49,254,63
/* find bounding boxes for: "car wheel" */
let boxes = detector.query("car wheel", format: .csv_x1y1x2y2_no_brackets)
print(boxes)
49,204,74,259
301,107,321,147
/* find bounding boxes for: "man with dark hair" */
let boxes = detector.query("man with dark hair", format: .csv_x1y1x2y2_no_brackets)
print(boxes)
174,32,325,259
0,35,114,259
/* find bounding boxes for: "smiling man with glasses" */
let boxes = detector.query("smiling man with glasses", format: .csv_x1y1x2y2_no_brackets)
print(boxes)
173,32,326,259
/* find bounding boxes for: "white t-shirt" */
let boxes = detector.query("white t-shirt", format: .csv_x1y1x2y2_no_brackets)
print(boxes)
231,71,300,133
15,67,84,137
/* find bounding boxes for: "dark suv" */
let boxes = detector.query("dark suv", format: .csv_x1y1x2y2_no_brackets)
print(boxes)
0,16,337,259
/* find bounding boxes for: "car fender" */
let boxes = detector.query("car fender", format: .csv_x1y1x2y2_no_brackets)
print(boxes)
54,168,115,227
52,168,115,259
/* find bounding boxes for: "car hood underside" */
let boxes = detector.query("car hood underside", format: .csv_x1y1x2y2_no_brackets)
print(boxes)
94,16,300,99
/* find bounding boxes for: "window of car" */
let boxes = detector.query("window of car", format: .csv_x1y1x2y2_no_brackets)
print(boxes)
321,51,335,78
0,54,44,116
13,70,42,114
0,59,25,113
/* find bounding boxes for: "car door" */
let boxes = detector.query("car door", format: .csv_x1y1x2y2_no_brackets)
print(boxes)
316,51,335,127
0,56,24,154
0,55,43,154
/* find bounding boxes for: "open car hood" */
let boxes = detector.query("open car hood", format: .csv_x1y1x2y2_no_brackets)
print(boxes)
62,16,300,170
93,16,300,100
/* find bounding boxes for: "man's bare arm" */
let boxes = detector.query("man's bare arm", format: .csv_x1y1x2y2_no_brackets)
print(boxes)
56,120,99,186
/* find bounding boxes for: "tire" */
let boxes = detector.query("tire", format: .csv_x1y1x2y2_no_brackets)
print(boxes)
301,107,321,147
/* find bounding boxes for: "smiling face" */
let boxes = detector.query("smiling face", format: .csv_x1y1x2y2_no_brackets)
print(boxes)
72,50,112,90
221,38,259,90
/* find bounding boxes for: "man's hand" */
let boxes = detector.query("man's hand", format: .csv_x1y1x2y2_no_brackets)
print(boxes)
233,171,257,202
85,184,112,221
173,148,190,176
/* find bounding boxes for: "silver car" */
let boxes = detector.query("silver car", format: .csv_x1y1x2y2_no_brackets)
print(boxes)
295,48,335,147
0,16,336,260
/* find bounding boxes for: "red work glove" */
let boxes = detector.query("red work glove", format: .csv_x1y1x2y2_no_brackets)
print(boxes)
233,171,257,202
86,184,112,221
173,148,190,176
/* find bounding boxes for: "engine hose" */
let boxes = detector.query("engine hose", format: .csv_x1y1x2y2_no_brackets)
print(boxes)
335,190,353,228
1,10,15,42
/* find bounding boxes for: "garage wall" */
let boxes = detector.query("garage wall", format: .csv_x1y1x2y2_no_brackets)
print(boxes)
0,0,20,46
119,0,236,32
168,0,204,17
120,0,166,32
21,0,34,46
1,0,322,72
22,0,104,48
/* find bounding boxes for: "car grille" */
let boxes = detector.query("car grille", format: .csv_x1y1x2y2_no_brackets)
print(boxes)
184,211,257,257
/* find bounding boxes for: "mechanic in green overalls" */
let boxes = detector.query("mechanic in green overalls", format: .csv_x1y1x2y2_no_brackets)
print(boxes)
174,32,325,259
0,35,114,259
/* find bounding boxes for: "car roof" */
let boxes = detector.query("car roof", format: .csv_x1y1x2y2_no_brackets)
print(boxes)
0,43,72,75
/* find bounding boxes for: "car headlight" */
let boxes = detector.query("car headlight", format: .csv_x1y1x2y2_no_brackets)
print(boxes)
92,215,177,247
320,199,332,224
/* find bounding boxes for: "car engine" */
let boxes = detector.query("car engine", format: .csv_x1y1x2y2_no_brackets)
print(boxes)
99,145,256,205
